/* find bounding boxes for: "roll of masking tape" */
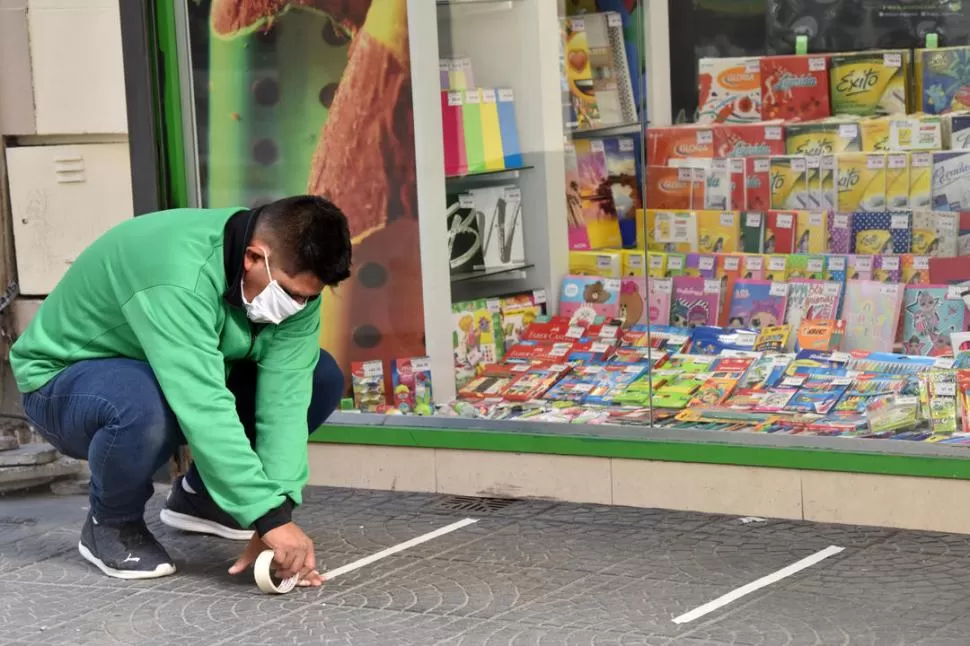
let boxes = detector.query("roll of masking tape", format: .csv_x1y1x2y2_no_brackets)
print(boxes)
254,549,300,595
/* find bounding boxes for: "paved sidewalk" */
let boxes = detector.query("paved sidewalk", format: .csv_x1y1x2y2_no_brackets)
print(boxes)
2,485,970,645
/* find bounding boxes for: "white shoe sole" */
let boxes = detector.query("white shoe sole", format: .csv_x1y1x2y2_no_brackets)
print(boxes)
159,508,254,541
78,542,176,580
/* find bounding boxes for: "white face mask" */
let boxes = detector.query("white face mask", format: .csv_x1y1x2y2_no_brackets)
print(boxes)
242,248,305,324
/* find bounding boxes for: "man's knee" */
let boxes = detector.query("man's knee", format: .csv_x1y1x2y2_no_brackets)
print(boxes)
103,362,181,455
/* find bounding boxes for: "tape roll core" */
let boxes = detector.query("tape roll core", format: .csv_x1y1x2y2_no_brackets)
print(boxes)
254,549,299,594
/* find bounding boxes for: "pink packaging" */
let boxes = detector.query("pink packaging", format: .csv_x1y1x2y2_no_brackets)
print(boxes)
647,277,672,326
827,212,853,254
670,276,723,328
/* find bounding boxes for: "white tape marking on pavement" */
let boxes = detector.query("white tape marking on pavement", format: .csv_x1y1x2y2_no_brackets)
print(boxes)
322,517,479,581
672,545,845,624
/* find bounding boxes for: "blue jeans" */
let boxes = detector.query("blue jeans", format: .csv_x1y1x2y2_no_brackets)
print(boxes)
21,350,344,524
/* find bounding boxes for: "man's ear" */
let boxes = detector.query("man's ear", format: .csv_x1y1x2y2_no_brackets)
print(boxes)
243,247,262,272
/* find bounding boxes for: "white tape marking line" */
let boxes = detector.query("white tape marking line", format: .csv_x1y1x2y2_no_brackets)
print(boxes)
321,517,479,581
672,545,845,625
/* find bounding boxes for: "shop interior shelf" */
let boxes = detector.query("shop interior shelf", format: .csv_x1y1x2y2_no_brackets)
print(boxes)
445,165,534,186
568,122,643,139
450,262,534,283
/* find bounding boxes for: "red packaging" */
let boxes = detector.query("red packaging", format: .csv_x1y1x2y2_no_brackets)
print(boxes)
646,125,714,166
567,339,617,362
760,55,831,122
584,322,624,341
690,167,708,210
520,319,587,343
765,211,797,254
744,157,771,211
503,363,572,402
712,123,787,158
645,166,693,209
505,341,574,363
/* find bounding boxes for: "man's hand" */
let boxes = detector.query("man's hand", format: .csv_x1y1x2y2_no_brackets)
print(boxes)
228,522,323,587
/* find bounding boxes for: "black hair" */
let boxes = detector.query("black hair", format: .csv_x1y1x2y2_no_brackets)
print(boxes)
256,195,352,287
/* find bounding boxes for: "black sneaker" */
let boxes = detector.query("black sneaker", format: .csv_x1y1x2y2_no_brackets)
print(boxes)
79,514,176,580
159,476,254,541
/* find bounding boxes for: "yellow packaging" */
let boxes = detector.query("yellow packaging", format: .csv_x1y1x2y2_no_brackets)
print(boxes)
794,210,827,254
646,251,667,278
835,153,887,212
888,114,943,150
855,230,893,255
885,152,910,209
860,117,892,151
785,119,863,156
763,254,789,281
568,250,622,277
820,154,836,210
909,152,933,210
621,250,646,277
640,209,696,253
769,156,809,210
913,48,925,113
695,210,741,253
829,50,909,116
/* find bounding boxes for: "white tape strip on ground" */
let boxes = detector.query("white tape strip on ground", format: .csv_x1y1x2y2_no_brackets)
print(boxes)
672,545,846,624
322,517,479,581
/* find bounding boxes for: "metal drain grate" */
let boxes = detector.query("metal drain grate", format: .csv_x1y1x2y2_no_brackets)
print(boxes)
434,495,519,513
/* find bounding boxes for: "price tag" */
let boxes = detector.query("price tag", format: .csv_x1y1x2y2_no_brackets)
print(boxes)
504,187,521,200
913,256,930,270
832,377,854,386
487,298,501,313
782,376,806,387
696,130,713,145
769,282,789,297
946,285,968,301
880,256,900,270
768,256,787,271
791,157,807,171
912,152,932,168
564,142,576,154
821,155,835,170
720,212,736,226
653,278,673,293
604,278,621,292
730,158,745,173
831,352,851,363
746,212,763,227
599,325,619,339
498,88,515,102
935,357,956,369
607,12,622,27
619,138,635,152
677,168,693,181
736,331,758,345
511,363,530,372
806,156,820,169
591,342,613,353
648,254,664,269
703,279,721,294
573,383,595,393
411,357,432,371
627,254,644,269
596,255,613,269
935,382,957,397
879,284,899,297
839,124,858,139
481,89,497,103
590,139,606,153
854,256,873,271
867,155,886,170
745,59,760,74
464,89,481,104
888,154,907,169
712,158,728,172
828,256,846,271
668,256,685,271
808,211,824,226
884,52,902,68
809,57,826,72
571,18,585,31
765,126,783,141
447,91,463,106
823,282,842,296
458,194,475,208
833,214,849,228
755,159,770,173
532,289,547,304
895,395,919,407
891,214,909,228
362,361,383,378
566,326,584,339
776,213,794,228
439,60,450,71
550,344,571,357
724,256,741,271
746,256,764,271
449,59,464,71
699,256,715,271
807,258,825,273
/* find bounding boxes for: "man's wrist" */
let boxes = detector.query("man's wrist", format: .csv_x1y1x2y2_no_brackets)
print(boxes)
253,497,295,537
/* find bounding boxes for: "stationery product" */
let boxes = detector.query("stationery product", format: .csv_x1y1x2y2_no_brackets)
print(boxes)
499,294,543,351
950,113,970,150
910,152,934,210
764,211,797,254
901,285,969,356
846,254,874,281
571,139,622,249
649,209,698,253
796,319,847,352
447,193,484,275
827,212,853,254
929,256,970,284
646,125,715,166
584,12,638,127
825,255,848,283
645,166,693,210
461,89,486,173
647,277,673,326
713,122,787,158
795,210,827,253
836,153,887,212
742,254,765,280
787,254,827,280
786,120,863,158
842,281,904,353
932,150,970,212
902,254,932,284
820,154,836,210
351,361,387,412
873,255,902,283
496,88,524,168
453,298,504,386
912,211,960,257
603,137,642,248
921,47,970,115
696,210,740,253
697,57,762,124
760,54,831,122
670,276,722,328
647,251,667,278
890,115,944,150
740,211,765,253
829,50,909,116
852,211,913,254
442,57,474,90
619,277,648,327
472,185,525,269
684,253,717,279
704,159,732,210
441,91,467,176
559,275,622,322
391,358,433,414
726,279,789,331
621,250,645,277
562,17,599,129
569,250,622,277
805,155,823,210
860,117,891,152
769,156,809,210
745,157,772,211
479,89,505,171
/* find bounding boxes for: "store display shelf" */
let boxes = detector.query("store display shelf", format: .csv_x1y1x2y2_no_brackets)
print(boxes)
437,0,518,6
450,262,534,283
312,414,970,481
568,122,643,139
445,165,534,186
